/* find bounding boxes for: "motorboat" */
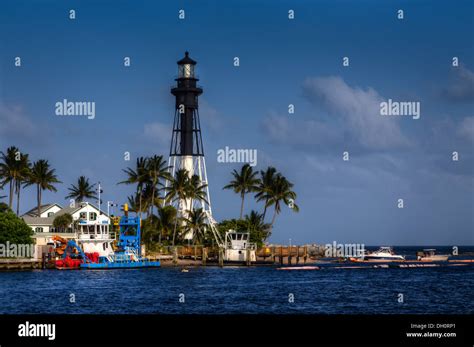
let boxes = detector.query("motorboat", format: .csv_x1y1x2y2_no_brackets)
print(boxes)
416,249,449,262
362,247,405,261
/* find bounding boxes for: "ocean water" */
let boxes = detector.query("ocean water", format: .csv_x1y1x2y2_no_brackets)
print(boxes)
0,246,472,314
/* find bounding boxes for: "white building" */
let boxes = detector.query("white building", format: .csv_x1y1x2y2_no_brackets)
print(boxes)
22,202,111,248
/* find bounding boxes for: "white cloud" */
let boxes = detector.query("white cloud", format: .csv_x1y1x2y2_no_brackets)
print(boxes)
143,121,171,147
458,116,474,141
442,65,474,102
261,111,340,148
0,102,36,138
200,99,224,133
302,76,411,149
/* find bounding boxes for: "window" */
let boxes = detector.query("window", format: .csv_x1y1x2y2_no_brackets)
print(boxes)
79,212,87,220
47,212,54,217
89,212,97,221
35,227,43,233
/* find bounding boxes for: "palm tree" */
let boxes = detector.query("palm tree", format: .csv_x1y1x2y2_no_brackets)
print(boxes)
266,174,299,233
127,193,141,215
144,155,171,216
66,176,97,203
14,152,31,215
187,174,209,207
119,157,148,218
24,160,61,216
0,146,30,214
156,205,177,243
255,167,277,221
165,169,191,245
142,214,160,248
141,183,154,217
245,210,271,244
0,146,20,209
223,164,260,219
183,208,207,244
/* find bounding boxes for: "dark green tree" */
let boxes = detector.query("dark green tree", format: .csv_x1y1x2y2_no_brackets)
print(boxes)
52,213,73,232
0,205,33,244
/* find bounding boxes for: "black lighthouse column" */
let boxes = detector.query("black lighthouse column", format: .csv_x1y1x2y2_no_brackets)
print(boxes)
170,51,204,158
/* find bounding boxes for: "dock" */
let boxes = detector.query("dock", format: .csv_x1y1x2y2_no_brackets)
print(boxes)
146,245,326,267
0,259,43,270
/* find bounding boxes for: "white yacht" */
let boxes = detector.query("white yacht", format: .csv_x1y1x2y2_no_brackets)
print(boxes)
362,247,405,261
417,249,449,262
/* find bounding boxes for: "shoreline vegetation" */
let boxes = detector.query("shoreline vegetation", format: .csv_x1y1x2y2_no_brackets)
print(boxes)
0,145,299,250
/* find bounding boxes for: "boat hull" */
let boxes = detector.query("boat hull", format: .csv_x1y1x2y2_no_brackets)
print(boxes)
80,261,161,269
419,255,449,262
363,256,405,261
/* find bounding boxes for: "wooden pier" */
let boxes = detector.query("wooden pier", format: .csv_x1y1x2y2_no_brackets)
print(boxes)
146,245,326,267
0,259,43,270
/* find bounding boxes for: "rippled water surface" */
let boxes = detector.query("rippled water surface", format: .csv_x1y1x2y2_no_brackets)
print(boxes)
0,246,473,314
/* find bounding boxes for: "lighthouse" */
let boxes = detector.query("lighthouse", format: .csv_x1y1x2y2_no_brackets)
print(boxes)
167,52,216,241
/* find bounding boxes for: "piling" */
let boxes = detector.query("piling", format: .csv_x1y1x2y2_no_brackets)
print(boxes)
246,248,251,266
173,247,178,265
218,248,224,267
202,247,207,266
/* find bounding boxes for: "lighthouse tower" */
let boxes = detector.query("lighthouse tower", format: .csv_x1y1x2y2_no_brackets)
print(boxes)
167,52,219,242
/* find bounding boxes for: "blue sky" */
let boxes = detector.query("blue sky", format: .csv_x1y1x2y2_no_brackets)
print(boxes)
0,0,473,245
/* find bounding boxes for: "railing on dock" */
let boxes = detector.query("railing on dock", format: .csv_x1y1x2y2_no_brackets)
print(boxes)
145,244,326,266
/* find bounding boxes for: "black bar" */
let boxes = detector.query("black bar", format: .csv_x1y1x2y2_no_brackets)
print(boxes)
0,314,472,345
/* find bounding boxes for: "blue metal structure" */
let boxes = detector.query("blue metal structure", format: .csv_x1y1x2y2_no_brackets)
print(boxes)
79,214,160,269
117,216,142,256
62,240,89,262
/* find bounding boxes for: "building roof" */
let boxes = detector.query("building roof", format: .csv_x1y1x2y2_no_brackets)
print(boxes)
22,202,108,226
21,203,62,217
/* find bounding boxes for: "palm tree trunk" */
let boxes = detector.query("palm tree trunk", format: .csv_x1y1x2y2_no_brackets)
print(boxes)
262,197,269,221
240,193,245,219
267,207,278,236
172,214,178,246
16,181,20,215
139,190,142,220
8,180,14,208
37,184,41,216
151,177,156,216
270,206,278,227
